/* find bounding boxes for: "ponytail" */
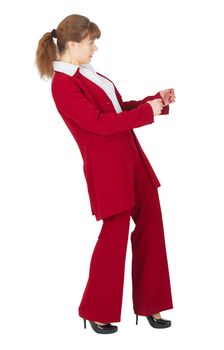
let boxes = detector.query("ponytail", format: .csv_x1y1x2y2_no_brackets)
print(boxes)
35,30,57,80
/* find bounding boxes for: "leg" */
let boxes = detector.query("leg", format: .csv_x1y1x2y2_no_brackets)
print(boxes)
130,156,173,316
78,208,131,323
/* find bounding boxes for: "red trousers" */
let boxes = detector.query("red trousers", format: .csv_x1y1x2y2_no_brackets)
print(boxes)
78,134,173,323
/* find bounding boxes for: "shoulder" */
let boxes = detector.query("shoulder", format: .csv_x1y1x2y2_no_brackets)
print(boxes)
51,71,80,94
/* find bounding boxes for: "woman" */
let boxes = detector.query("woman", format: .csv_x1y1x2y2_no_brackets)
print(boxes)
35,14,176,335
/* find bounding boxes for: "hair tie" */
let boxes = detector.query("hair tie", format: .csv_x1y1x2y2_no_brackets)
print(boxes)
51,29,57,38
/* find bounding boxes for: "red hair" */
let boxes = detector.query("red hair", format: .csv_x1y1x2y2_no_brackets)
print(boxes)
35,14,101,80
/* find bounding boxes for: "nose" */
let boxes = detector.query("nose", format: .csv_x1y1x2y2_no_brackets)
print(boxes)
93,43,98,51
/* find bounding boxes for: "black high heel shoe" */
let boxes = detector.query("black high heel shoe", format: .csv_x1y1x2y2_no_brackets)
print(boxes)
83,318,118,334
135,314,171,328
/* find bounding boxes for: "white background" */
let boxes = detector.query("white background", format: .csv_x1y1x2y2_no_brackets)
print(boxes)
0,0,224,348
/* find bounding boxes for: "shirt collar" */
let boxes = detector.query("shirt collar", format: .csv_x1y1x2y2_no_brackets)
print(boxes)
53,60,97,77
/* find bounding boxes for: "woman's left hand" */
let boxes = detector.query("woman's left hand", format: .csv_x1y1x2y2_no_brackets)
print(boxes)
159,88,176,106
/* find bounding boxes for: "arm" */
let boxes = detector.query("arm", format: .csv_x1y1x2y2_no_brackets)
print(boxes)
51,78,155,136
114,85,169,115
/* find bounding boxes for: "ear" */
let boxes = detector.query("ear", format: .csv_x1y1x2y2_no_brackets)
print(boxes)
67,41,79,50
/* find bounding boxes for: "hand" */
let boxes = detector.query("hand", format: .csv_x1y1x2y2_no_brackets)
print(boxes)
147,98,164,116
159,88,176,106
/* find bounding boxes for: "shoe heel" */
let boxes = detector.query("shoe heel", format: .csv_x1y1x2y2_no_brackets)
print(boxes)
83,318,86,329
136,314,138,325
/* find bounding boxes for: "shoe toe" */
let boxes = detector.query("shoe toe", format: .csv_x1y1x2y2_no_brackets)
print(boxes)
159,318,171,325
97,323,117,330
147,315,172,328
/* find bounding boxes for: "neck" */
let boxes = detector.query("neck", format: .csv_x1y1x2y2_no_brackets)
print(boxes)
59,53,80,67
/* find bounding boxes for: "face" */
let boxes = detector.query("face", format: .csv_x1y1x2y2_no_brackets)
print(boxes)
73,35,98,65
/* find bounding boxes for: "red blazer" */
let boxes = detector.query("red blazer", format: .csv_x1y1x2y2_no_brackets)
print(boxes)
51,69,169,221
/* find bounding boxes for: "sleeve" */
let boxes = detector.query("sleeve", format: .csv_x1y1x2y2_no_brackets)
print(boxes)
51,78,155,136
113,85,169,115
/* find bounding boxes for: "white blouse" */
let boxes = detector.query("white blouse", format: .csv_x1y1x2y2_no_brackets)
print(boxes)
53,61,123,114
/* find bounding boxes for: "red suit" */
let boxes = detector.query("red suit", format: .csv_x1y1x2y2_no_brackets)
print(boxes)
51,69,169,221
51,67,173,322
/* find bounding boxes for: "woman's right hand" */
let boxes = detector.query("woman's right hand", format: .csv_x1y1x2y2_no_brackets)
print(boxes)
147,98,164,116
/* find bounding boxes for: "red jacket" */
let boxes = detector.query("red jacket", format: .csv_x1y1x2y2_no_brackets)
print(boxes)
51,69,169,221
